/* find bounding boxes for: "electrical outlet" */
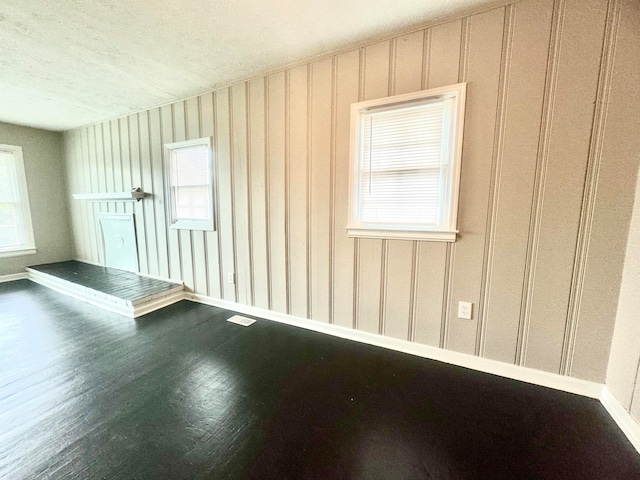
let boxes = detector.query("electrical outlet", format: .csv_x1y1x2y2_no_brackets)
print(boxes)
227,272,235,284
458,301,473,320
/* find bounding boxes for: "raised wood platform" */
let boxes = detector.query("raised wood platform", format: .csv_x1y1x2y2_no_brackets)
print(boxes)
26,260,184,318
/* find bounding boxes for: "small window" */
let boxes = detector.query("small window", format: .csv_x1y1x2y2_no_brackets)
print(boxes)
0,144,36,257
164,137,214,231
347,83,466,242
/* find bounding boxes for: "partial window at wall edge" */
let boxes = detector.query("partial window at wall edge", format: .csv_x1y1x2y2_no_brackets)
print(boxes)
0,144,37,258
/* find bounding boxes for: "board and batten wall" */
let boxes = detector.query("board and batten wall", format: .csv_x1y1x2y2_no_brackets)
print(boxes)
0,122,73,276
62,0,639,384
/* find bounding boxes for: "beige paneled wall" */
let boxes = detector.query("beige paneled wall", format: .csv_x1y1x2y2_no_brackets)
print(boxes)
63,0,638,383
605,0,640,421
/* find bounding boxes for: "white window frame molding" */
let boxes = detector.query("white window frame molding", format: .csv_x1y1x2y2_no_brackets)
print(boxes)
164,137,215,232
0,144,36,258
347,83,467,242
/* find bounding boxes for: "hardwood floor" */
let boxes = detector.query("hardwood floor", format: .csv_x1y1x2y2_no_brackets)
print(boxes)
1,280,639,479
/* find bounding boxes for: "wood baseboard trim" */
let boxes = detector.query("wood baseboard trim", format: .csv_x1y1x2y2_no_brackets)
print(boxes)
601,387,640,453
187,293,603,399
0,272,28,283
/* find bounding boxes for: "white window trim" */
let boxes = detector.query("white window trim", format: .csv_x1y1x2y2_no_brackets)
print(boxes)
0,144,36,258
347,83,467,242
164,137,215,231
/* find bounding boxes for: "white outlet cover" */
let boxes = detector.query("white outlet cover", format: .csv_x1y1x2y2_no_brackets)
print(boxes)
458,301,473,320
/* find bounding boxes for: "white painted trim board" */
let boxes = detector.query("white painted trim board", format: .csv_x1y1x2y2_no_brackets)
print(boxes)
601,387,640,453
0,272,28,283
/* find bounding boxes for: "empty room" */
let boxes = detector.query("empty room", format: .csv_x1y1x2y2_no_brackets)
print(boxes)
1,0,640,478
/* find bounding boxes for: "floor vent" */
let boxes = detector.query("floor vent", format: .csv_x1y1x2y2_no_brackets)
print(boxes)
227,315,256,327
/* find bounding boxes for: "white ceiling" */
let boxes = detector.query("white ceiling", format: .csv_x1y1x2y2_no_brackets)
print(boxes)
0,0,496,132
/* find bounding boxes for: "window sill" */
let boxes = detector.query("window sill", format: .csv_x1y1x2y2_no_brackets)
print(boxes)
170,222,214,232
0,247,37,259
346,227,457,242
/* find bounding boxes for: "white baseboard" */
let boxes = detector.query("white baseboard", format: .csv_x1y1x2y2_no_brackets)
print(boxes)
601,387,640,453
187,293,603,399
0,272,28,283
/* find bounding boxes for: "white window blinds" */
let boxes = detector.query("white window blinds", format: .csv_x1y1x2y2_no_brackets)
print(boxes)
360,101,448,226
347,83,466,242
171,145,210,221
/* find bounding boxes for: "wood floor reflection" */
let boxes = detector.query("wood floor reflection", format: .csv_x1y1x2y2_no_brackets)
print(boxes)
1,280,638,479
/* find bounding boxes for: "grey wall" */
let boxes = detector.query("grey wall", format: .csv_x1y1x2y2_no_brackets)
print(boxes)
0,122,73,276
62,0,639,384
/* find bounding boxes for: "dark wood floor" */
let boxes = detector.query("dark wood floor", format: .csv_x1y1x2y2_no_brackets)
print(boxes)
1,280,639,479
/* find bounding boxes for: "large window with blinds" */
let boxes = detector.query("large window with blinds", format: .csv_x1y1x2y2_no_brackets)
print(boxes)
347,83,466,241
0,144,36,257
164,137,214,231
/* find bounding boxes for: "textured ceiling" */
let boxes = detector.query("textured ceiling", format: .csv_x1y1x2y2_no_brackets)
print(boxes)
0,0,496,132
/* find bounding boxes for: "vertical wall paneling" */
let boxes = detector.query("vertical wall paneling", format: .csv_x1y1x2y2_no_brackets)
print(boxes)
414,243,447,346
108,123,118,213
384,30,425,340
172,102,196,291
128,115,149,274
159,106,181,281
427,20,462,89
524,0,607,374
65,131,81,259
310,58,333,323
266,74,287,313
567,0,625,381
483,0,553,364
516,0,565,367
329,57,338,325
185,97,207,293
87,126,101,263
215,88,237,302
200,93,222,298
114,119,131,218
394,31,425,95
248,80,269,308
61,0,636,385
72,130,87,260
447,8,505,355
332,50,359,329
231,84,251,304
149,107,170,280
476,5,516,357
244,86,255,305
287,66,310,318
284,72,291,314
356,41,390,334
385,241,414,340
138,112,160,277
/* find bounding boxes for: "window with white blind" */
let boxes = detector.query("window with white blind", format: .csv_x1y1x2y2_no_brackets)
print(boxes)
164,137,214,231
0,144,36,257
347,83,466,241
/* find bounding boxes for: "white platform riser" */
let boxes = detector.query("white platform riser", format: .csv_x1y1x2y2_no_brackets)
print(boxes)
26,269,184,318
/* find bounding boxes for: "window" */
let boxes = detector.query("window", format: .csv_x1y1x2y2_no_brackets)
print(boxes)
347,83,466,242
164,137,214,231
0,144,36,257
